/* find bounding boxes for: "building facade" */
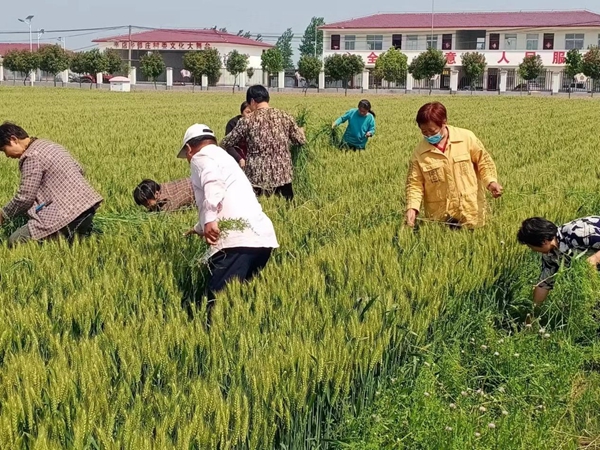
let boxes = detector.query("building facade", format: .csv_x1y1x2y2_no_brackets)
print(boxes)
319,10,600,91
93,29,273,86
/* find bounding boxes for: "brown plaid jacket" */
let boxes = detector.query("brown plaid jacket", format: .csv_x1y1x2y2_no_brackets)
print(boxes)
1,139,103,240
155,178,195,212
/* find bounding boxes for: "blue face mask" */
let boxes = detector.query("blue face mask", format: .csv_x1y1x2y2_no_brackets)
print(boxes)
425,133,443,145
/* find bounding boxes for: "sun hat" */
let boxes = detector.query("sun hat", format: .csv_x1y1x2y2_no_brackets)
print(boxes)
177,124,216,158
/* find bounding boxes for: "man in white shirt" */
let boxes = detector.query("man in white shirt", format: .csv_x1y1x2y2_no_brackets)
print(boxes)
179,123,279,307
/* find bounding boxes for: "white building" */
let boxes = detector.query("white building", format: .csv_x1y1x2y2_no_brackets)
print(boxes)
319,10,600,92
93,29,274,86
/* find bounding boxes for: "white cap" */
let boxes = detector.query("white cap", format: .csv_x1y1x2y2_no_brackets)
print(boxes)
177,123,216,158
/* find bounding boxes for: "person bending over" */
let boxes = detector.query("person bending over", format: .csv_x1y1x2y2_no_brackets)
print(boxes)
517,216,600,308
133,178,194,212
0,122,103,247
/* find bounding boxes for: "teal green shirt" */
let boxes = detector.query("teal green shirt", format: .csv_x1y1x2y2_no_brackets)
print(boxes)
334,108,376,149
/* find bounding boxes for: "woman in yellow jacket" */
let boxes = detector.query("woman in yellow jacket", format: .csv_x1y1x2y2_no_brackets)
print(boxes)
405,102,503,229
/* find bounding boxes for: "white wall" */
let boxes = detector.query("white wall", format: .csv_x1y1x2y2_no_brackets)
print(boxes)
324,27,600,53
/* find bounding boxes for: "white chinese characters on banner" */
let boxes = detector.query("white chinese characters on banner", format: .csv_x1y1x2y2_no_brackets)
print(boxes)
331,50,575,67
112,41,209,50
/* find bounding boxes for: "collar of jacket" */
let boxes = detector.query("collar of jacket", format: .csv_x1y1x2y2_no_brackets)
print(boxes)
418,125,465,155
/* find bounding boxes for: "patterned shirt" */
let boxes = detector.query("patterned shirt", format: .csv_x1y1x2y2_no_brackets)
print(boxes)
155,178,195,212
1,139,103,240
221,107,306,189
538,216,600,289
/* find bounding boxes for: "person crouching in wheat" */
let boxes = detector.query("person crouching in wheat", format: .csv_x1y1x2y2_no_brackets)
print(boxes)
517,216,600,310
405,102,503,230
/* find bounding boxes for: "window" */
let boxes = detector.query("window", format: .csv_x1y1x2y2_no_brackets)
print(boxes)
442,34,452,50
565,33,585,50
476,37,485,50
543,33,554,50
504,34,517,50
344,35,355,51
392,34,402,49
330,34,340,50
426,34,438,49
489,33,500,50
366,35,383,50
526,34,539,50
406,35,418,50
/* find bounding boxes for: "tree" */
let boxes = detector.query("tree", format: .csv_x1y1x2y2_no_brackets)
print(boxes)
203,47,223,88
324,53,364,96
276,28,295,70
408,48,446,94
564,48,583,97
246,67,255,83
83,49,108,89
2,50,24,84
140,52,165,89
373,47,408,89
38,45,71,86
261,48,284,87
518,54,544,94
237,30,263,42
408,56,425,87
70,52,87,87
461,52,487,93
299,17,325,59
226,50,249,93
105,48,126,75
183,51,205,91
297,55,322,93
582,46,600,97
5,50,41,85
371,64,384,91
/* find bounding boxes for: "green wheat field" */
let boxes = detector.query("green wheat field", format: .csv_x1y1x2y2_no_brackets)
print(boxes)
0,87,599,449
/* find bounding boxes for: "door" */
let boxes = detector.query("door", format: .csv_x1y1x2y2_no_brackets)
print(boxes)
487,68,498,91
440,68,451,90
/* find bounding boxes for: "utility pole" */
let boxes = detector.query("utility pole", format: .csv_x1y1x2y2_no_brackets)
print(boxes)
430,0,435,48
37,29,44,50
18,16,34,52
128,25,132,69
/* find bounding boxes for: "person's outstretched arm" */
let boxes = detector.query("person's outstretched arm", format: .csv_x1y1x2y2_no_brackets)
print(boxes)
332,109,353,128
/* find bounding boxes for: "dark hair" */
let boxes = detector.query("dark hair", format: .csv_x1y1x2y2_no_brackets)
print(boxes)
246,85,270,104
517,217,558,247
240,101,250,114
133,179,160,206
358,99,375,118
0,122,29,148
416,102,447,127
186,135,217,149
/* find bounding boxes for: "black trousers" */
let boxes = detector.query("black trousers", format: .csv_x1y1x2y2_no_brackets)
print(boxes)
60,207,97,241
8,206,96,247
253,183,294,201
339,142,365,151
207,247,273,301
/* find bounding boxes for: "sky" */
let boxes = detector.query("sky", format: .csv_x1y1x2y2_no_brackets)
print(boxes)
1,0,598,53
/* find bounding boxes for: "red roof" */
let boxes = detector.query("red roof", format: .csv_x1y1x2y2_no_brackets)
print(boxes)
0,43,49,56
93,29,273,48
321,10,600,30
